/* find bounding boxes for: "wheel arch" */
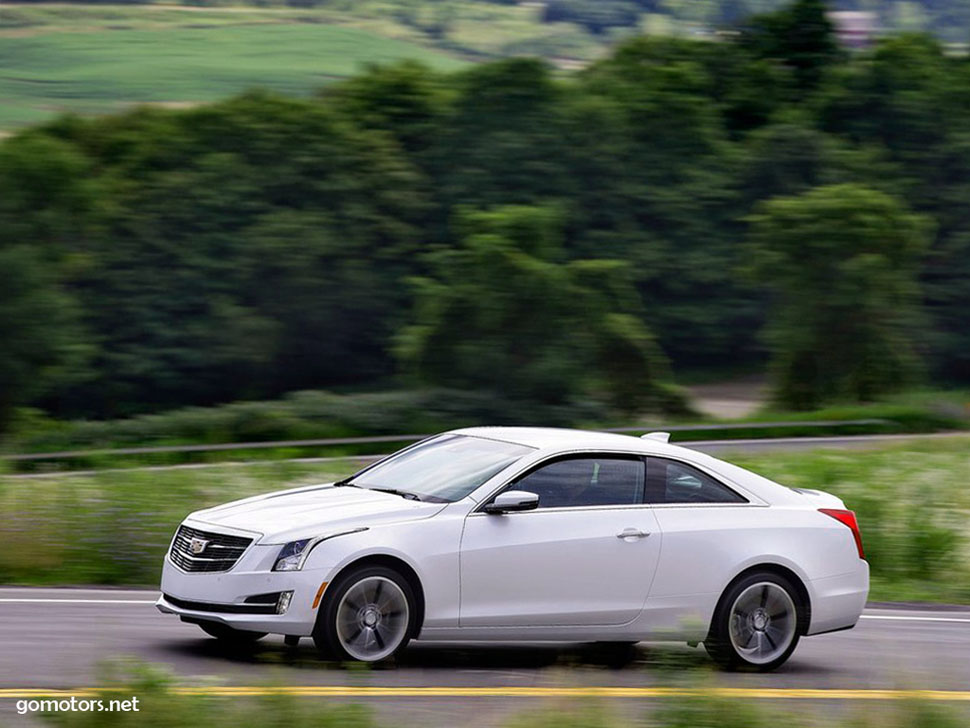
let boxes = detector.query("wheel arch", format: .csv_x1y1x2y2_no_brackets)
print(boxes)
324,554,426,639
712,563,812,636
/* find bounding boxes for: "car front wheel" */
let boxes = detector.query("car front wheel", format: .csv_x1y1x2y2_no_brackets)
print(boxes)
705,572,803,671
313,565,415,662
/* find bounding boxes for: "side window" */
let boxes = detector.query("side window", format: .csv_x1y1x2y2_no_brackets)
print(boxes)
513,457,645,509
644,458,746,504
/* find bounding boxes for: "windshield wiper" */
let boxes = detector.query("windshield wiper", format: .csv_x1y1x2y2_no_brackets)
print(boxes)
333,479,417,499
369,487,423,501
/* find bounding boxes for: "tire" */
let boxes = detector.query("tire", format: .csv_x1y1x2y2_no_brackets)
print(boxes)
313,565,416,662
704,571,804,672
197,620,267,644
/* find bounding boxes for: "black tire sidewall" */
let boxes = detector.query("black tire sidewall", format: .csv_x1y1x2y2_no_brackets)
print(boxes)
706,571,803,672
313,565,416,662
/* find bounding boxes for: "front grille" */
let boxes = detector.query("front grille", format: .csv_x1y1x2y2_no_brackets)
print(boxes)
169,525,252,573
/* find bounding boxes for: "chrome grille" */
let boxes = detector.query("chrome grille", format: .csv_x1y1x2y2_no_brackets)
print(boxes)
169,525,252,573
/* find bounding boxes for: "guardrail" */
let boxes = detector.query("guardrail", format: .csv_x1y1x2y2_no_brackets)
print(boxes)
1,419,891,462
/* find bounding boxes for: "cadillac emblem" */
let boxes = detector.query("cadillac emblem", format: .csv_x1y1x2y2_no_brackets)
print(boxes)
189,538,209,555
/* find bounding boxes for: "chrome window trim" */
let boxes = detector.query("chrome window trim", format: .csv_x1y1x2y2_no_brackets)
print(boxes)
472,450,763,514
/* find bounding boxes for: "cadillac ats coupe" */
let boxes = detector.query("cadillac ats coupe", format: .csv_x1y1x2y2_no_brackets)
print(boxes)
157,427,869,671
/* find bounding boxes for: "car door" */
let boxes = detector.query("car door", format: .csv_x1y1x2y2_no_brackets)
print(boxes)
459,454,662,627
639,456,756,631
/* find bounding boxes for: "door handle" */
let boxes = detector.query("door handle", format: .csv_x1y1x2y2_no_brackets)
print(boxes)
616,528,650,540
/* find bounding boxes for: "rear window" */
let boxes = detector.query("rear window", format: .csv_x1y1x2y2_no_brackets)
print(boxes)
644,457,747,505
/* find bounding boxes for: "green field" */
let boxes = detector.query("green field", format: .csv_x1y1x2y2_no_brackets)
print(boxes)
2,437,968,602
0,4,470,130
0,0,635,131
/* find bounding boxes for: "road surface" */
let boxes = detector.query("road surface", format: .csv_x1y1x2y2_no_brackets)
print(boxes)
1,588,969,724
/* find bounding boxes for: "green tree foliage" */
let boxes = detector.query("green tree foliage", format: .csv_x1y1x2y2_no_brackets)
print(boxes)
577,38,765,366
431,59,572,211
2,93,429,417
816,34,970,380
746,184,930,409
397,206,677,413
0,246,85,427
741,0,842,90
3,2,970,426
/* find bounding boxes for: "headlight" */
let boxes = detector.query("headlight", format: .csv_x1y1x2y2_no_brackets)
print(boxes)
271,527,369,572
273,539,312,572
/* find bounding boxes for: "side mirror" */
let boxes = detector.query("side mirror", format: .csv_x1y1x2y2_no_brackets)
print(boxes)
484,490,539,514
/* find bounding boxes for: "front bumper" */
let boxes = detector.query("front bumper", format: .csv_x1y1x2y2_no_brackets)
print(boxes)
157,543,331,636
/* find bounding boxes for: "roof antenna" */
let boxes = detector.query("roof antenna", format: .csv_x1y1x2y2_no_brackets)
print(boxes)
641,432,671,443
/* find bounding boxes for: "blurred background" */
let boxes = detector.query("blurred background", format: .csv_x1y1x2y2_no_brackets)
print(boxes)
2,0,969,430
0,3,970,722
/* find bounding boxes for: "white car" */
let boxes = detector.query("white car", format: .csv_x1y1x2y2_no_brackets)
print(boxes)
157,427,869,671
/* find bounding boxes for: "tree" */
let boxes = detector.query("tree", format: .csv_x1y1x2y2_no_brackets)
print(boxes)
327,61,448,157
741,0,842,90
0,246,85,430
579,37,763,368
396,206,678,414
431,59,572,211
817,35,968,383
746,184,930,409
27,93,430,416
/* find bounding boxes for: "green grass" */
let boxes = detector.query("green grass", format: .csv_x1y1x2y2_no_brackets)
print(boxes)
6,386,967,474
3,1,961,132
2,388,611,473
0,1,635,130
27,662,970,727
729,436,970,604
664,388,970,443
1,437,968,603
0,6,468,129
0,458,359,585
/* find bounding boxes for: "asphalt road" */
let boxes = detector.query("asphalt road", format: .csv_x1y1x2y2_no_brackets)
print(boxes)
1,588,969,724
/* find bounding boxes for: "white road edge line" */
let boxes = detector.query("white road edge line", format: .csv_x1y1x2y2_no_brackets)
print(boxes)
859,615,970,623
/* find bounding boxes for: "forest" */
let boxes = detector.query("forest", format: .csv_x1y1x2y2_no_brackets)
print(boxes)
1,0,967,433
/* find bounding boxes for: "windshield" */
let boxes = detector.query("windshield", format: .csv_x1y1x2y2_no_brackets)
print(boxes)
345,434,534,502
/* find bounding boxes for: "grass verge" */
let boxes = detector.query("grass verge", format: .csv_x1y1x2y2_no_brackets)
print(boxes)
20,661,970,727
731,436,970,603
4,388,967,474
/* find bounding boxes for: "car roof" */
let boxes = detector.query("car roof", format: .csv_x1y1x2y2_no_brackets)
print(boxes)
449,426,683,456
448,426,801,505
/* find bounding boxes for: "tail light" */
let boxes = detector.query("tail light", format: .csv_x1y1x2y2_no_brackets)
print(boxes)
819,508,865,560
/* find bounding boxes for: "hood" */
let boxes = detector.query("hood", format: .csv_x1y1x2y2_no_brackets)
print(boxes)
187,483,447,543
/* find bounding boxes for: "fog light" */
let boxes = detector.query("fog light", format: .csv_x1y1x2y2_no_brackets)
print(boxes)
276,590,294,615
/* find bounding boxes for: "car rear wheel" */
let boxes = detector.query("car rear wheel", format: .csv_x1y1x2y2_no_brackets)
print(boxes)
705,572,803,671
197,620,267,644
313,565,415,662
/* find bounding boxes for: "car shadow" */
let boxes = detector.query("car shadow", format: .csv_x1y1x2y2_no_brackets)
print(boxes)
162,637,720,673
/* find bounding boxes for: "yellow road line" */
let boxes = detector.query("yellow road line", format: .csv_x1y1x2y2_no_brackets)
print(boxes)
2,687,970,701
